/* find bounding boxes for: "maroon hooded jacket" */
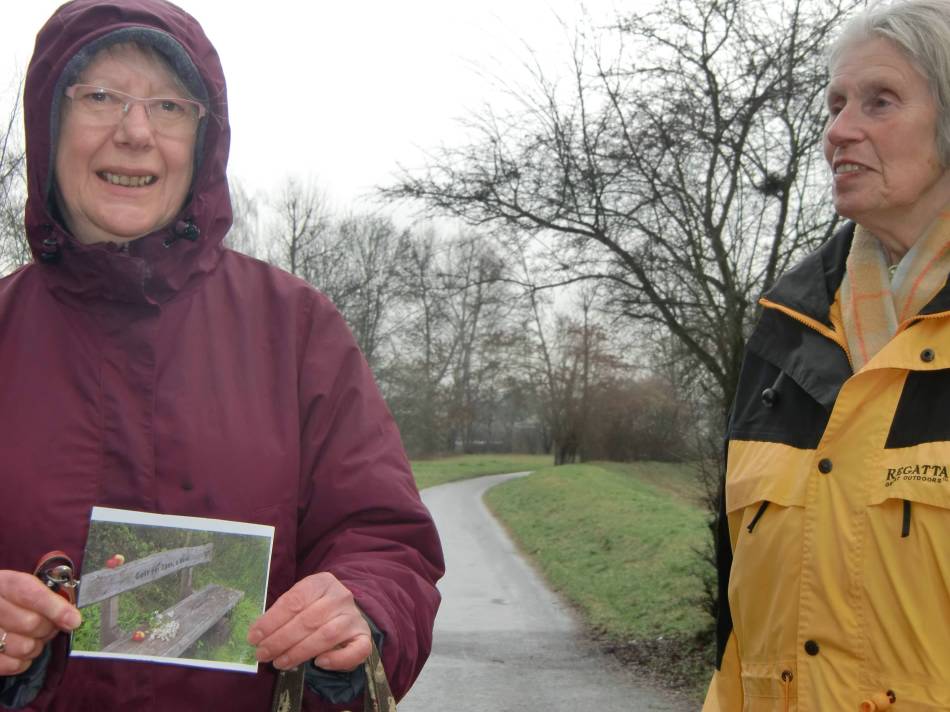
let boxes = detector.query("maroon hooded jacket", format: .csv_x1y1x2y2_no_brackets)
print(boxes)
0,1,444,709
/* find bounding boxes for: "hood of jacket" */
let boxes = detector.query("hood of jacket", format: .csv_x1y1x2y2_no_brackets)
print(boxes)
23,0,231,305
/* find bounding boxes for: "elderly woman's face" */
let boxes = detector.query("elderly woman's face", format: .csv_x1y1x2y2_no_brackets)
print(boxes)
824,38,949,230
55,45,197,245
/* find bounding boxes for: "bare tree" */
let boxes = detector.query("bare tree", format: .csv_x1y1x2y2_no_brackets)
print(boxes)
267,176,335,285
386,227,452,453
383,0,859,417
522,283,609,464
386,227,522,454
0,87,28,276
226,178,262,258
332,214,409,370
448,235,521,452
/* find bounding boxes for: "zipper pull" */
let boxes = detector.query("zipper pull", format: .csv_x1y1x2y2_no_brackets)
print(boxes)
781,669,793,712
747,501,770,533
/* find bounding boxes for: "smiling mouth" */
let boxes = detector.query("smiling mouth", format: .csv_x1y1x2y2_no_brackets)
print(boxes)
834,163,867,175
98,171,157,188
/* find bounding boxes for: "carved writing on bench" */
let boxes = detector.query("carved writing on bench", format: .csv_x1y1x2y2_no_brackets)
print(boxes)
78,544,214,608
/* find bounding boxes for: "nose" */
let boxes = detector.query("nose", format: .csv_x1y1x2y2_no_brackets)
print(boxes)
113,101,155,148
824,103,862,148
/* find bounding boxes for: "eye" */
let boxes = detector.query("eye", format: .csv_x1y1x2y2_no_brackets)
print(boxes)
155,99,188,115
80,87,120,106
868,92,896,112
825,92,844,117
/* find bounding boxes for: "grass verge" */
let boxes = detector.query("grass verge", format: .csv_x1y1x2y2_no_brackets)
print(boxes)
484,461,715,701
410,453,551,490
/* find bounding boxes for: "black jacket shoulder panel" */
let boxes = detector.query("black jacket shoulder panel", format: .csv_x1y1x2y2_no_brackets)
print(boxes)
745,309,852,414
728,347,831,448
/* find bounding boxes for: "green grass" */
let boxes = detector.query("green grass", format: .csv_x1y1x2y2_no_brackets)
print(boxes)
484,461,710,639
484,461,715,697
592,460,707,507
193,595,260,665
410,453,551,489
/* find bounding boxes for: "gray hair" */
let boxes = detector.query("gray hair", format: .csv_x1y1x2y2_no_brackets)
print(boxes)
77,41,202,104
829,0,950,164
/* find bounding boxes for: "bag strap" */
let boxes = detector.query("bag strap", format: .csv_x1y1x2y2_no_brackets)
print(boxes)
363,637,396,712
269,638,396,712
270,667,305,712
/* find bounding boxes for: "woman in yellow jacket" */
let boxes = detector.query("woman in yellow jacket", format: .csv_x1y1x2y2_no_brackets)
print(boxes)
705,1,950,710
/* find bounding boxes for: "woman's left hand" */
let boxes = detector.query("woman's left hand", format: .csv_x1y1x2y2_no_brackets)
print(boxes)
247,572,372,671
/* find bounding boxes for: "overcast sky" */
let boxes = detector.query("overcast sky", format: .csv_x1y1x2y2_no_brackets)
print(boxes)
2,0,633,212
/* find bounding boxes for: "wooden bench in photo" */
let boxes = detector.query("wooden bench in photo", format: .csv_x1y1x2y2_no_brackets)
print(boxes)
78,543,244,657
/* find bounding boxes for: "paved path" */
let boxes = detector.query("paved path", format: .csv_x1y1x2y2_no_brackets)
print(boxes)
400,472,690,712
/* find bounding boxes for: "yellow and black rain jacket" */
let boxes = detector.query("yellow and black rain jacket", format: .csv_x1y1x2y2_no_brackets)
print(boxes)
705,223,950,711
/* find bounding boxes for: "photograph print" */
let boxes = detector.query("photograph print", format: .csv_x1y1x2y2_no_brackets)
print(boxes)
71,507,274,673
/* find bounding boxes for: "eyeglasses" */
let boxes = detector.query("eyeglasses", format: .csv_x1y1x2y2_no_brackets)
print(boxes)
64,84,207,136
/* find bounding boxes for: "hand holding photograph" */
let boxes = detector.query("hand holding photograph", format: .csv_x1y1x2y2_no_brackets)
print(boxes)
71,507,274,673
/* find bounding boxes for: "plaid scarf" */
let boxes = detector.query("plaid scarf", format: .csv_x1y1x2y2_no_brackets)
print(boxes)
840,213,950,371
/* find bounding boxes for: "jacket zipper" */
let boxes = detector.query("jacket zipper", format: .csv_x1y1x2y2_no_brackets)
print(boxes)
761,299,950,357
759,298,849,355
896,309,950,335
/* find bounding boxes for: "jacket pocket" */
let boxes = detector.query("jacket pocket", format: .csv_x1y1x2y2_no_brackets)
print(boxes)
868,446,950,539
725,439,811,540
725,440,811,514
870,447,950,511
739,661,797,712
861,446,950,698
725,440,811,668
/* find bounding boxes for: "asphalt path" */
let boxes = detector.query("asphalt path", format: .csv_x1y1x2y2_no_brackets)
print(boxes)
399,472,691,712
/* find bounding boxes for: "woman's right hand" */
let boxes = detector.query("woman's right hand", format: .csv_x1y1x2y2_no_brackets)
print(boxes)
0,571,81,676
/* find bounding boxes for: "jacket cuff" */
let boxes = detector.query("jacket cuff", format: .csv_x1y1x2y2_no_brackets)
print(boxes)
0,645,51,709
304,615,385,704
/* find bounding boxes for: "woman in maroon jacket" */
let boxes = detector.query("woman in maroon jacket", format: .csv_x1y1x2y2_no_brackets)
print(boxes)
0,1,444,710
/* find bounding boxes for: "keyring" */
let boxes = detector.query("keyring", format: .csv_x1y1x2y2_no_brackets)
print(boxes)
33,551,79,606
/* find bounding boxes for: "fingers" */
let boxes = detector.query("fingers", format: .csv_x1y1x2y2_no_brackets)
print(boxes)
247,573,372,671
0,570,80,678
269,613,370,671
0,597,57,641
0,628,46,676
0,652,33,677
248,573,336,643
0,630,44,662
0,571,81,634
311,631,372,671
